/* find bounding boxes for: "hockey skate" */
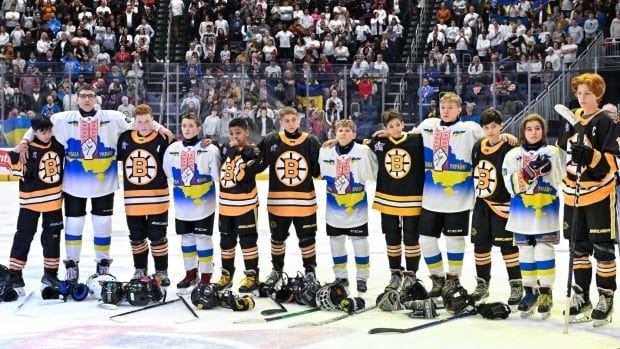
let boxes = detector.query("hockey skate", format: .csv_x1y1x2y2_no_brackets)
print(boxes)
386,269,403,291
471,277,489,303
176,268,198,294
132,268,146,280
40,271,61,288
518,286,539,319
64,260,79,283
9,270,25,296
96,259,112,275
592,288,614,327
155,270,170,287
238,270,259,294
567,285,592,323
259,269,283,297
357,279,368,293
334,278,350,288
214,269,233,291
441,276,462,313
200,273,212,285
537,287,553,320
400,272,417,293
429,275,445,308
507,280,523,312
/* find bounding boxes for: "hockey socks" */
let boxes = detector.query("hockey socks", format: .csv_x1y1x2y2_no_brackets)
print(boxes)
240,234,259,272
299,238,316,271
131,239,149,270
195,234,214,275
351,236,369,282
65,216,85,261
150,238,169,272
501,246,521,281
420,235,444,277
92,215,112,262
446,236,465,277
474,244,492,282
270,239,286,271
181,234,197,271
534,243,555,287
330,236,348,280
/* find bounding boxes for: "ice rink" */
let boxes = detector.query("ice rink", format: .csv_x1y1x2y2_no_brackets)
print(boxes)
0,180,618,349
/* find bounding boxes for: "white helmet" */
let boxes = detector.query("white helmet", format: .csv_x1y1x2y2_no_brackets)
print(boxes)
86,274,117,300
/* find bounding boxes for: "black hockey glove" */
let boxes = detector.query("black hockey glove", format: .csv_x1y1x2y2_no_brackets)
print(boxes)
340,297,366,314
522,156,551,181
570,142,597,167
477,302,511,320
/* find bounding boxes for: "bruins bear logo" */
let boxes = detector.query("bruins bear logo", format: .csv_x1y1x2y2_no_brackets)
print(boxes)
385,148,411,179
125,149,157,185
275,151,308,186
38,151,61,184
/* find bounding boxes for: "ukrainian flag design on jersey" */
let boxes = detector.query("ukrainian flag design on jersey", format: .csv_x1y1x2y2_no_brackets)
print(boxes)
64,116,118,198
418,119,483,212
164,142,221,221
503,146,563,235
319,143,377,229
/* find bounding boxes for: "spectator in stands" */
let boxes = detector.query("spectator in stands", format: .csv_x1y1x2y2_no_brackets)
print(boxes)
461,102,481,124
170,0,185,40
583,12,600,43
465,82,490,112
561,36,579,65
41,95,61,117
204,108,222,140
611,11,620,39
418,78,434,117
254,106,276,139
118,96,136,118
568,18,585,46
544,46,562,71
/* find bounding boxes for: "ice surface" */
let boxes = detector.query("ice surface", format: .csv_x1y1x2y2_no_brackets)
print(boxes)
0,181,618,349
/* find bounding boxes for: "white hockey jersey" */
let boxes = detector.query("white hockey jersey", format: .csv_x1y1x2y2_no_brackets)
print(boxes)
163,141,221,221
414,118,484,212
25,110,140,198
319,143,378,229
502,145,564,235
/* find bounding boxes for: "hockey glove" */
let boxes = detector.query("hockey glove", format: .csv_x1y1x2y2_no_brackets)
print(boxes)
522,156,552,181
570,142,598,167
376,289,402,311
477,302,511,320
405,299,438,319
340,297,366,314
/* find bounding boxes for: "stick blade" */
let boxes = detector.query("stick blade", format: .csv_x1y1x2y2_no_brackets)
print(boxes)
554,104,579,126
261,308,286,316
368,328,407,334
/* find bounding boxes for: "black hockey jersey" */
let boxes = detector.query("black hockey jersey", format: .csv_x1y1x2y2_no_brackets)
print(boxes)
366,134,425,216
557,109,617,206
9,137,64,212
219,144,261,216
472,138,512,219
117,131,170,216
258,131,321,217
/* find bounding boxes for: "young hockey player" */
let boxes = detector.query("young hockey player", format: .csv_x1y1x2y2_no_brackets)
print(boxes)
256,106,321,291
163,114,221,293
14,84,173,282
471,108,523,307
318,119,378,293
214,118,262,293
557,73,617,327
117,104,172,285
6,116,65,294
502,114,564,319
367,110,425,294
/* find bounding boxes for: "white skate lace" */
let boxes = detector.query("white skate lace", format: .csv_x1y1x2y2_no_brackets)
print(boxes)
65,267,78,281
593,294,609,313
571,289,586,309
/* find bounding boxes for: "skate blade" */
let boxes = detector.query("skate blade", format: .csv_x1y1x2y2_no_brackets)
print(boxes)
508,304,519,313
568,314,592,323
98,303,119,310
593,312,613,327
520,309,535,319
176,288,192,295
14,287,25,297
538,311,551,320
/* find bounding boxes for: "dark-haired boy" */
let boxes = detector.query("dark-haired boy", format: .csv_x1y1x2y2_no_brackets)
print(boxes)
470,108,522,307
6,116,65,294
214,118,262,293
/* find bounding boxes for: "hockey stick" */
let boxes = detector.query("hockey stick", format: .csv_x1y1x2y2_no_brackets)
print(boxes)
177,294,200,322
233,307,320,324
288,305,378,328
261,297,288,316
109,298,181,321
368,310,476,334
554,104,583,335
